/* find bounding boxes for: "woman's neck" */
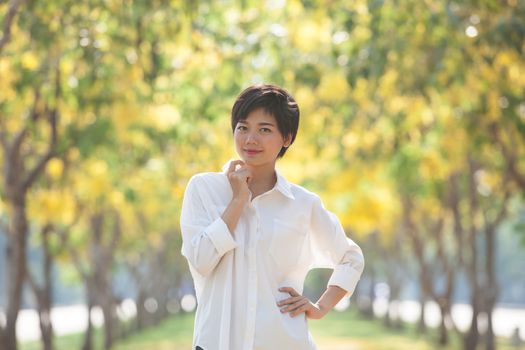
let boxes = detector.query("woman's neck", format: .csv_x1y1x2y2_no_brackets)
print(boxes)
248,163,277,199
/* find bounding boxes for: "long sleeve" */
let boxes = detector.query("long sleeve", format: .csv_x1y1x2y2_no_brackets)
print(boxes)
180,175,238,277
308,195,364,296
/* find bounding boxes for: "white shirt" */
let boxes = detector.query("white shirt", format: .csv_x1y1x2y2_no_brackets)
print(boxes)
180,165,365,350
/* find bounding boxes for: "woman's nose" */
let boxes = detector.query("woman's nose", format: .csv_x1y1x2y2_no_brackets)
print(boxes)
246,132,258,144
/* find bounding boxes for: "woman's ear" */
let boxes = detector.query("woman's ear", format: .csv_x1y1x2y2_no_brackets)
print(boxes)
283,133,292,148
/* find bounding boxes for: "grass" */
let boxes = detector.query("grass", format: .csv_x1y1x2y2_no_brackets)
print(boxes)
21,310,516,350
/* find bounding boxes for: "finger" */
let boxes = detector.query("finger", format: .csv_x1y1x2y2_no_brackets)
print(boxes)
289,300,310,317
279,287,300,297
232,169,251,182
277,296,303,307
227,160,245,175
280,298,308,313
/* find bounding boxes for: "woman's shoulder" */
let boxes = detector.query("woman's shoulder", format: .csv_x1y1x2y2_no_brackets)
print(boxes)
287,182,322,203
189,171,228,186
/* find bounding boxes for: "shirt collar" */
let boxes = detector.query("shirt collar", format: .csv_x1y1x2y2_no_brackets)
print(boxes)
221,160,295,200
274,170,295,200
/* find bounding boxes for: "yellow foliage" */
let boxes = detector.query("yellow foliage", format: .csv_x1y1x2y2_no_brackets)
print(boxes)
420,150,447,181
352,25,372,43
294,86,316,114
68,148,81,162
321,162,399,238
28,189,76,225
316,72,350,103
149,231,162,248
46,158,64,180
171,183,186,202
486,90,502,123
87,159,108,177
109,190,125,207
112,102,141,132
360,130,378,150
5,116,23,134
388,96,407,115
20,52,39,70
122,130,152,148
378,69,399,99
287,0,305,17
352,78,369,107
289,16,332,53
343,131,359,152
74,160,111,201
474,169,501,196
421,107,435,127
149,104,181,131
341,186,398,237
0,59,16,102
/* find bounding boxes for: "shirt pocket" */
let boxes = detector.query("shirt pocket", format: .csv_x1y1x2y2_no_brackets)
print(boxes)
270,219,308,271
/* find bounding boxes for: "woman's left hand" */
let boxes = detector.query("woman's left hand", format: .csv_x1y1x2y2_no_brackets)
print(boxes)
277,287,326,320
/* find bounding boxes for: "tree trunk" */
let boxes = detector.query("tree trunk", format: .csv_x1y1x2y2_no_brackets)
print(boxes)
418,292,427,334
27,225,55,350
485,307,495,350
438,302,449,346
101,297,115,350
3,200,28,350
464,158,481,350
82,287,95,350
136,290,146,330
0,0,26,344
384,275,402,329
465,292,480,350
39,307,53,350
483,224,499,350
366,273,376,318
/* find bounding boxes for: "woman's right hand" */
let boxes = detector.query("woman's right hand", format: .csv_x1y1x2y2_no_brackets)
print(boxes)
226,160,252,203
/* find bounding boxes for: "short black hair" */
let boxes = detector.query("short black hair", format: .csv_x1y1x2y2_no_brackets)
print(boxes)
231,84,300,158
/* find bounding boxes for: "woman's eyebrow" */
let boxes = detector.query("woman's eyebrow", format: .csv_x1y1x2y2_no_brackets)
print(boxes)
258,122,275,127
238,120,275,127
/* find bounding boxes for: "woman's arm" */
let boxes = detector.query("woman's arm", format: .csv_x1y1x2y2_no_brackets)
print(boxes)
277,285,347,319
221,160,252,232
180,176,238,277
277,195,364,319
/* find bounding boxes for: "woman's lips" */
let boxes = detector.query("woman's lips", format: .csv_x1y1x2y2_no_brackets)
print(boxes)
244,149,262,156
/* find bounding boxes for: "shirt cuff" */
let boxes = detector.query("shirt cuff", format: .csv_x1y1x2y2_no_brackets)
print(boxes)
204,217,238,256
327,264,362,296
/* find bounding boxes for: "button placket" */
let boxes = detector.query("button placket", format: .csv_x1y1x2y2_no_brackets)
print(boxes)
244,206,258,349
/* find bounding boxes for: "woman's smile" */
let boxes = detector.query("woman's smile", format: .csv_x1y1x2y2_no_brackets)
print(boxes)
244,149,263,157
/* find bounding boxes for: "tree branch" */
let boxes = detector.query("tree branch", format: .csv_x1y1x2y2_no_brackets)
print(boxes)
0,0,24,54
26,267,42,300
26,224,52,301
489,122,525,189
0,116,7,150
22,64,60,190
109,210,121,254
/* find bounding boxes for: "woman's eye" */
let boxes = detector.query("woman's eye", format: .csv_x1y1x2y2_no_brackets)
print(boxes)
261,128,272,133
237,125,247,131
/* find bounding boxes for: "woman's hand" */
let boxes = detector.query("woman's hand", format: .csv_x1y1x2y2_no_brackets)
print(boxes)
226,160,252,203
277,287,327,320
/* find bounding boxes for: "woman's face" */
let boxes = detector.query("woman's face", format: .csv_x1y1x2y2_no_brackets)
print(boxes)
234,108,290,167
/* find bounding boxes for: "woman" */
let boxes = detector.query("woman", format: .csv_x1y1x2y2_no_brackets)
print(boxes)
180,84,364,350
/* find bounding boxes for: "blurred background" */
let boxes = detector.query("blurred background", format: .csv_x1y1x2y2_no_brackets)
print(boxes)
1,0,524,349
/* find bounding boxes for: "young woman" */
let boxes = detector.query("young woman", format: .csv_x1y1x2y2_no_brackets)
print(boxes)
180,84,364,350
